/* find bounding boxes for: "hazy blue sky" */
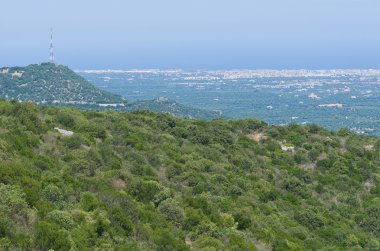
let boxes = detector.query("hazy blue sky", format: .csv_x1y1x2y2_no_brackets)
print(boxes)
1,0,379,69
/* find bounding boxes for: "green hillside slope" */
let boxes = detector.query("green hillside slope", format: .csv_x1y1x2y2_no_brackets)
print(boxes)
0,63,123,104
0,100,379,250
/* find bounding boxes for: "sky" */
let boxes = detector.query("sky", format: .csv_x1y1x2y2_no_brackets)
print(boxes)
1,0,380,69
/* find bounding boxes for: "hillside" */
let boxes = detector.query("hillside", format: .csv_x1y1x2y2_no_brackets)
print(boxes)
0,100,379,250
123,97,222,120
0,63,220,119
0,63,123,104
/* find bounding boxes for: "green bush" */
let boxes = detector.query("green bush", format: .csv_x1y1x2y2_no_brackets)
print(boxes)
35,221,71,251
47,210,76,230
157,199,185,225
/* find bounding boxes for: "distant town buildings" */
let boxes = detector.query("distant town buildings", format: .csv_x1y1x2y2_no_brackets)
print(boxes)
308,93,320,99
318,104,343,108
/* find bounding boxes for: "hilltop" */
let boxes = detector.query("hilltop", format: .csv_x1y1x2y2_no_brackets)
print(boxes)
0,63,123,104
0,63,220,119
0,100,379,250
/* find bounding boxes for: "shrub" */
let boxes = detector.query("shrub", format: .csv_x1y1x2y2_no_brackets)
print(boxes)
47,210,76,230
193,221,220,239
233,210,252,230
35,221,71,251
110,207,134,236
282,177,309,198
128,180,161,203
295,209,325,230
80,192,102,211
42,184,63,202
57,111,75,128
158,199,185,225
192,235,224,250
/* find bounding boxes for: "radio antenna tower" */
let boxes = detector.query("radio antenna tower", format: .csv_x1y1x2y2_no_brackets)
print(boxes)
49,28,55,64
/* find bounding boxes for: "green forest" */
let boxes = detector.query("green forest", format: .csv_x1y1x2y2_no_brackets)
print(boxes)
0,99,379,250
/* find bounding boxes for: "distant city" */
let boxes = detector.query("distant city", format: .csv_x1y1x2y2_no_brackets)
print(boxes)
78,69,380,136
77,69,380,77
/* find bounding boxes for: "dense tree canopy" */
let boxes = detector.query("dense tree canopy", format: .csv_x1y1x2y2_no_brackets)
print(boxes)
0,100,379,250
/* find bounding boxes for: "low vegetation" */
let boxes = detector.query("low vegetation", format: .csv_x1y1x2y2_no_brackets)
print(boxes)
0,100,379,250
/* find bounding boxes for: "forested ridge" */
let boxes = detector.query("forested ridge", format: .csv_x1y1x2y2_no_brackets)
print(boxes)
0,100,379,250
0,63,123,104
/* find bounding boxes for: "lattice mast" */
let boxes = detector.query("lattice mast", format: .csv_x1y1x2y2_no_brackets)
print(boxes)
49,28,55,64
